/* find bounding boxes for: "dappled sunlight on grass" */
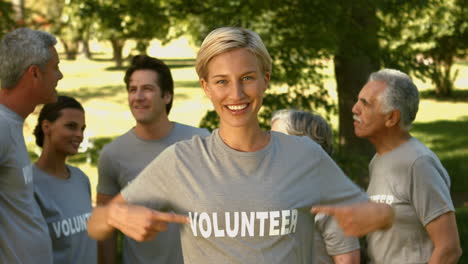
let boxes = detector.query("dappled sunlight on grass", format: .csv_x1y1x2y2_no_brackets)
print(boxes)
412,117,468,194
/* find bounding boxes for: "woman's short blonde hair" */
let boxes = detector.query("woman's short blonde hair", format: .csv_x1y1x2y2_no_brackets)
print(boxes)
195,27,272,79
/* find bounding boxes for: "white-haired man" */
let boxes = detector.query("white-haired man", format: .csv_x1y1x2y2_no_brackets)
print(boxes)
352,68,462,264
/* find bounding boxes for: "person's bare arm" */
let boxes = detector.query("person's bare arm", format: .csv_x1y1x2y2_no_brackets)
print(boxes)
426,211,462,264
96,193,117,264
332,249,360,264
311,202,394,237
88,193,189,242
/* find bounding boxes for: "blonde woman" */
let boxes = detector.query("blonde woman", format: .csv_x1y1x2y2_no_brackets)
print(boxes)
88,27,393,263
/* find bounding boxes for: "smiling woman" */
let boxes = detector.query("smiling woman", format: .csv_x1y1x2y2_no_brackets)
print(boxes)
32,95,97,264
87,27,394,264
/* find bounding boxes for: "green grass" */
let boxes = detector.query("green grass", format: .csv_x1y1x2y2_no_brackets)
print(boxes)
456,207,468,263
420,89,468,102
412,117,468,196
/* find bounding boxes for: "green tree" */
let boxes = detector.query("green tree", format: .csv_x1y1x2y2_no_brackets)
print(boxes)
0,1,16,38
93,0,171,67
176,0,466,182
58,0,97,60
378,0,467,96
176,0,338,130
418,0,467,96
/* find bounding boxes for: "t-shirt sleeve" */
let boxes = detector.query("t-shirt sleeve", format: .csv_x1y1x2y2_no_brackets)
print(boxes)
317,151,368,206
410,155,454,226
121,146,175,211
97,148,121,196
73,166,93,198
315,214,360,256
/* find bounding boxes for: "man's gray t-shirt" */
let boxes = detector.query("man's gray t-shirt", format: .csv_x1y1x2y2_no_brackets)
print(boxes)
366,137,454,264
33,164,97,264
122,130,368,263
98,122,209,264
0,104,53,263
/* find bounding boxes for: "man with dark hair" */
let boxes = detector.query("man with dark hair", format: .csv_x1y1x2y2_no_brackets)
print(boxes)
352,68,462,264
97,55,209,264
0,27,63,263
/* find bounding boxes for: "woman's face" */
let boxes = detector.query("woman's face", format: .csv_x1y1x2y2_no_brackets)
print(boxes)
43,108,85,156
200,48,270,130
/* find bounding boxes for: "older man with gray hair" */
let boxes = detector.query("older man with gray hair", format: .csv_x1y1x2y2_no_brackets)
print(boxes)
0,28,63,263
352,68,462,264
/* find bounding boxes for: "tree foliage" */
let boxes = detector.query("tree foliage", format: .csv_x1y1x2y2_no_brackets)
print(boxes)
378,0,468,96
179,0,466,152
172,0,338,131
0,1,16,38
92,0,171,66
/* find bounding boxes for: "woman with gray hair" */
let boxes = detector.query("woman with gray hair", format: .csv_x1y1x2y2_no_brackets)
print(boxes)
271,109,360,264
271,109,333,155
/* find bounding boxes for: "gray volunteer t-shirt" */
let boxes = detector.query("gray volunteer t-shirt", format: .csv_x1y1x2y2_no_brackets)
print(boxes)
314,213,360,264
98,122,209,264
0,104,53,263
122,130,367,263
366,137,454,264
33,164,97,264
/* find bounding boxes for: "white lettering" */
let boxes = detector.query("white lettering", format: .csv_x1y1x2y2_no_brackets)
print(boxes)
69,218,76,235
385,195,394,205
212,213,225,237
62,219,70,236
280,210,290,235
188,209,299,238
370,194,394,205
241,212,255,237
198,212,212,238
52,222,61,238
225,212,239,237
188,212,198,237
269,211,280,236
256,212,268,237
290,209,298,233
50,212,93,239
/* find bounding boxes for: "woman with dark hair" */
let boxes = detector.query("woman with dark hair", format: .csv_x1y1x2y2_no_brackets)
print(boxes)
33,95,97,264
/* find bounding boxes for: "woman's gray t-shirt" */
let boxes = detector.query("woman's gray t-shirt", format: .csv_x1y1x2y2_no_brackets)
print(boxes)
33,164,97,264
122,130,367,263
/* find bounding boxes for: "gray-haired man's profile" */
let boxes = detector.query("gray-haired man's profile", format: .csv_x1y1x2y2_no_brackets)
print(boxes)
0,28,63,263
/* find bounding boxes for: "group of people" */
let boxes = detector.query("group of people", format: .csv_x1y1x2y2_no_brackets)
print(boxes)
0,26,461,264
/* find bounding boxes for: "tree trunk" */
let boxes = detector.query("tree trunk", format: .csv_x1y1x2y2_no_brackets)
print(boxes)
110,38,125,68
333,2,380,183
81,37,92,59
11,0,25,22
61,39,78,60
